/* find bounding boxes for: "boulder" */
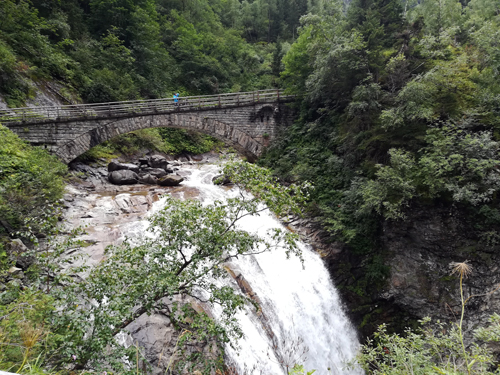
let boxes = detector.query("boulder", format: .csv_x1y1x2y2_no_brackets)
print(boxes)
158,174,184,186
212,174,231,185
141,167,167,178
108,170,139,185
148,154,170,170
108,161,140,174
8,266,23,275
138,157,149,166
139,174,158,185
7,239,28,254
8,239,35,270
191,155,203,162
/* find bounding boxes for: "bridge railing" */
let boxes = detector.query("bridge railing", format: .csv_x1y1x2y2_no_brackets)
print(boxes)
0,89,292,125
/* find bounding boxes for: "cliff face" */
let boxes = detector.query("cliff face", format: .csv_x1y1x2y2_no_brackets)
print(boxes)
296,202,500,340
380,203,500,335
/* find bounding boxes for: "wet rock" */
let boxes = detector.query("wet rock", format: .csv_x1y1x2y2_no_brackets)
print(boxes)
191,155,203,162
69,162,109,188
158,174,184,186
8,239,35,270
7,267,24,279
69,161,95,173
8,239,28,254
8,266,23,275
212,174,231,185
141,167,167,178
140,174,158,185
108,170,139,185
148,155,170,170
108,161,140,174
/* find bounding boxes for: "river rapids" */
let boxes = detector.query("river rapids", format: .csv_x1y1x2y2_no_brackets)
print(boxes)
63,160,362,375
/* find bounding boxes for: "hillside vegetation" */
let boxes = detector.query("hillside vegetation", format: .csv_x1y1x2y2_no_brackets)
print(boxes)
0,0,313,107
0,125,66,250
262,0,500,289
259,0,500,370
1,0,500,372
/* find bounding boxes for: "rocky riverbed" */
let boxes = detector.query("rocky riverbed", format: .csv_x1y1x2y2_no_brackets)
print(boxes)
61,152,223,373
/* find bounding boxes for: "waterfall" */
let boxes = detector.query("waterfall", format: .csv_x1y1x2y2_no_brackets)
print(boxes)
169,164,363,375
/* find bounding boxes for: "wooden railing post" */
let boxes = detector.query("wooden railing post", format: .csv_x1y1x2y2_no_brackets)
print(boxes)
218,95,221,107
277,89,280,102
257,90,260,102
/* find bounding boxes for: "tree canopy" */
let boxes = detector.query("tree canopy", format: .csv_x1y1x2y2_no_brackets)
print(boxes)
261,0,500,301
0,0,313,107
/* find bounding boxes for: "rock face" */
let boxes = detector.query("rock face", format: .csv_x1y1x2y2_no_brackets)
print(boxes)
286,203,500,341
122,297,219,375
108,161,140,174
69,161,109,189
107,155,184,186
379,204,500,335
108,170,139,185
139,174,158,185
158,174,184,186
7,239,34,270
148,154,170,170
140,167,167,178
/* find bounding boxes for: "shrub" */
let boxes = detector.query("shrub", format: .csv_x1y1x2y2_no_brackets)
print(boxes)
0,125,67,237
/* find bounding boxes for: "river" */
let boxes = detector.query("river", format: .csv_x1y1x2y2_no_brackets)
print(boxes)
62,159,361,375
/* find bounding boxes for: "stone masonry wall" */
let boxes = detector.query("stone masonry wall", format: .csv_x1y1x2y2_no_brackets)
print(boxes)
5,102,294,163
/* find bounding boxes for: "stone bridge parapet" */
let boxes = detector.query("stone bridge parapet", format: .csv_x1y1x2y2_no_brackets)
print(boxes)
5,103,293,163
1,90,294,163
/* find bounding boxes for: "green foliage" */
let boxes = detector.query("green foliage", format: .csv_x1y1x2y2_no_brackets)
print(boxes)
262,0,500,309
158,128,225,155
0,289,58,373
0,40,31,108
290,364,316,375
0,0,309,107
50,161,307,373
0,125,67,237
354,317,500,374
359,125,500,219
78,128,225,161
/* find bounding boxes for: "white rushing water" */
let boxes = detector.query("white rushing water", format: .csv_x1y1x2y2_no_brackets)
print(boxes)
126,163,362,375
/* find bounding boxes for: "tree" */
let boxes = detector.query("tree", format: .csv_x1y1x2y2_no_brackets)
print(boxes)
54,161,308,373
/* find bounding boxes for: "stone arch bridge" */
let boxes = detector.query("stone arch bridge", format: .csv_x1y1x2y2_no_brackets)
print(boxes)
0,90,294,163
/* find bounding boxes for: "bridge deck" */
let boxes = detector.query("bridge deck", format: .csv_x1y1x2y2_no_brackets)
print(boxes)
0,89,291,125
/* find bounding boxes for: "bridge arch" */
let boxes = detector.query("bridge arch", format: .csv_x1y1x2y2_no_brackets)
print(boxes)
1,90,295,163
55,113,266,164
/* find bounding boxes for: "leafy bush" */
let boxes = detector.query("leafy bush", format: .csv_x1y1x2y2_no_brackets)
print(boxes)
0,289,58,373
355,317,500,375
0,125,67,237
0,41,31,108
354,263,500,375
158,128,224,155
359,125,500,219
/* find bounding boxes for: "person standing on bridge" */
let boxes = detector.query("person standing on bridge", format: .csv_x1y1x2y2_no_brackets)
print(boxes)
173,92,179,106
